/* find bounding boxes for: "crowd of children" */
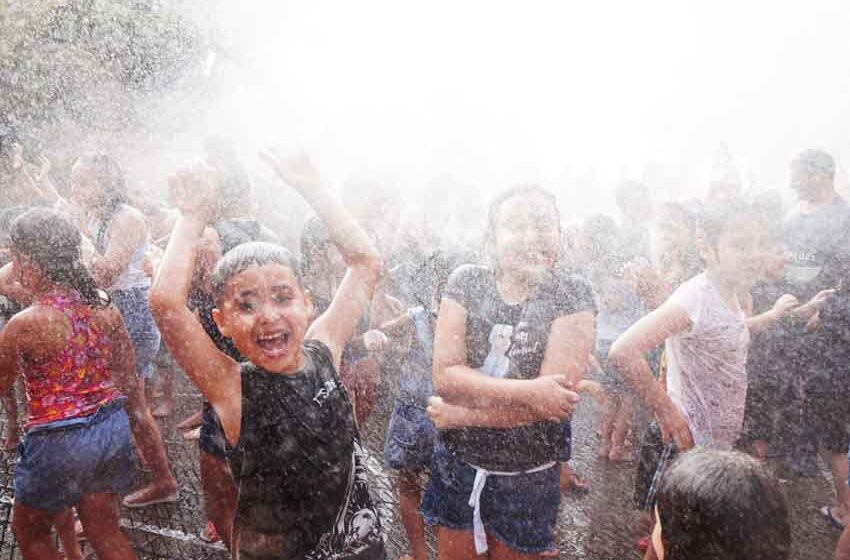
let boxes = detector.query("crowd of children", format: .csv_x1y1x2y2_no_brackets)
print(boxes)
2,139,850,560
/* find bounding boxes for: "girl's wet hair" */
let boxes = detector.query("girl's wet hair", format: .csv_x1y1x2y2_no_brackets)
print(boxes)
483,184,561,267
696,197,757,246
75,152,129,249
9,208,108,307
210,241,302,303
656,449,790,560
75,152,128,210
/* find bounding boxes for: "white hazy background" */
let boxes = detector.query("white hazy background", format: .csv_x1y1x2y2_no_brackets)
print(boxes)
162,0,850,226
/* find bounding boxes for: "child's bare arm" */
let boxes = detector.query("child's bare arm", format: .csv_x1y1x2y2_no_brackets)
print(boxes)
607,300,694,450
261,150,383,369
433,297,582,422
427,396,540,429
746,293,799,333
149,165,241,442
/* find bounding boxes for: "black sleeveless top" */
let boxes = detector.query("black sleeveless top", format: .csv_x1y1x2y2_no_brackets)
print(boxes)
228,340,386,560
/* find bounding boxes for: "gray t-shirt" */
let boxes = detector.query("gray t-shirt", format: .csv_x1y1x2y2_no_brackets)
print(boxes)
782,197,850,299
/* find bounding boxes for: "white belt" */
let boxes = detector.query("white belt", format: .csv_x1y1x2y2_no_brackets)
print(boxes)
467,461,557,554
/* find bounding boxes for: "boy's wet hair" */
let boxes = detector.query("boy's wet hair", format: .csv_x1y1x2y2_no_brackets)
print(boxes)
656,449,790,560
210,241,302,303
696,197,758,246
9,208,108,307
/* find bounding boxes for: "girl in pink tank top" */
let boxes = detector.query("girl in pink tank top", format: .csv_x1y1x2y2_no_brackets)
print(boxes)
24,293,121,429
0,208,140,560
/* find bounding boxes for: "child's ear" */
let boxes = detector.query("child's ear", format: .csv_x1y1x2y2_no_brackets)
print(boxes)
211,307,231,338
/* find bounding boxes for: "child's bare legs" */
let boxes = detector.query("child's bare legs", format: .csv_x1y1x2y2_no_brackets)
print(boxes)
200,449,237,549
12,501,64,560
397,470,427,560
820,447,850,525
490,537,542,560
837,522,850,560
597,394,615,459
123,380,178,507
2,385,19,451
77,493,137,560
437,527,478,560
54,508,83,560
151,353,175,418
609,394,636,462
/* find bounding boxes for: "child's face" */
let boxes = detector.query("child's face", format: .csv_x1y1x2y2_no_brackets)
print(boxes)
703,215,768,289
69,161,103,209
213,263,314,374
492,194,560,277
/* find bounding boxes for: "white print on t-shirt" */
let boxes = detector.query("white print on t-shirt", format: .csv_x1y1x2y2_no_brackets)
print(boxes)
482,324,513,378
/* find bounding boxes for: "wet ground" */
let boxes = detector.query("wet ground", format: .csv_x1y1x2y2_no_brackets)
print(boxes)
0,377,841,559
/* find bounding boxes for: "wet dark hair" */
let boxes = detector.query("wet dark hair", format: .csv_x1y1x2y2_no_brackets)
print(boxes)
9,208,108,307
696,197,758,247
74,152,128,210
210,241,302,303
75,152,128,250
484,184,561,269
656,449,790,560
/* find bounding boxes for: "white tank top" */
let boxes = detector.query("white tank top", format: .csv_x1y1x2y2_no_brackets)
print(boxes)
87,205,151,292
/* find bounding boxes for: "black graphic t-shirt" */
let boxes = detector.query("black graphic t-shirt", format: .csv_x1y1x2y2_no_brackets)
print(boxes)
228,341,386,560
441,265,596,471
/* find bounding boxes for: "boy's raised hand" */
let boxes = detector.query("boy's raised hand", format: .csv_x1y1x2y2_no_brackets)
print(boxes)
260,147,320,191
168,161,218,222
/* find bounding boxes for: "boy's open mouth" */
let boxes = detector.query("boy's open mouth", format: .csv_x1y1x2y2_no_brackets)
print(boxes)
256,331,291,357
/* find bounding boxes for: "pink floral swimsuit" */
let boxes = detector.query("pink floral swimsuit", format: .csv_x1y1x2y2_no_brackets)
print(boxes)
24,294,121,430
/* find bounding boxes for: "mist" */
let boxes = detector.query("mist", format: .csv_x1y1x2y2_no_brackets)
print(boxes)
158,0,850,216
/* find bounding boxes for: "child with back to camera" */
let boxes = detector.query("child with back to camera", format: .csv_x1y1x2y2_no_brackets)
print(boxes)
0,208,144,560
150,151,386,560
652,449,790,560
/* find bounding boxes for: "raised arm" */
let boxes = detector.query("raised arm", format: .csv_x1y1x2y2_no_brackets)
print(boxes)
261,149,382,369
149,165,241,443
607,300,694,450
8,143,48,204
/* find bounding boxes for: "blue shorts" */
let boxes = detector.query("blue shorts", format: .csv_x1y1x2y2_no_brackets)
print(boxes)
111,287,161,379
383,399,436,472
420,441,560,554
14,399,135,512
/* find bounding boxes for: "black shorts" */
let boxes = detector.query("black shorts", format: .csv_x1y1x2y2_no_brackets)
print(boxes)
199,402,228,460
802,371,850,454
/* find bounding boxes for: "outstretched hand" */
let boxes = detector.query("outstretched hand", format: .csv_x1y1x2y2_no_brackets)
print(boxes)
168,161,218,222
259,147,320,191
